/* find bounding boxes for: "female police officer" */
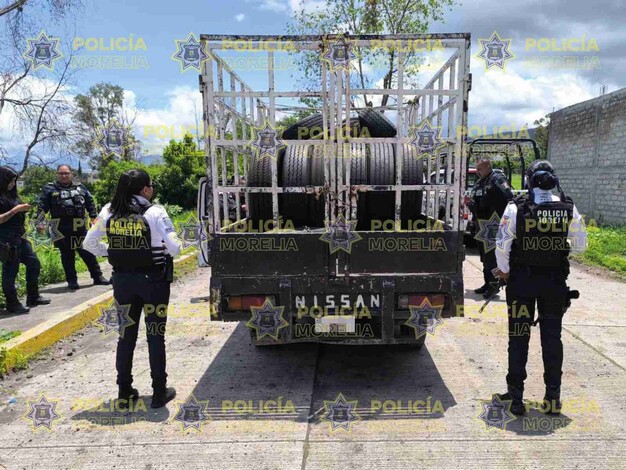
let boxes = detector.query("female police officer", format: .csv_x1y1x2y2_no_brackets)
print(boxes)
0,166,50,313
84,169,182,408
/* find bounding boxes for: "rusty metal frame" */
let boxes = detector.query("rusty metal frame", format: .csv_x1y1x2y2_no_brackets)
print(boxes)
199,33,471,234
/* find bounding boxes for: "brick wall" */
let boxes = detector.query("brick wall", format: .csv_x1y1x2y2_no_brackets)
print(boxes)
548,88,626,225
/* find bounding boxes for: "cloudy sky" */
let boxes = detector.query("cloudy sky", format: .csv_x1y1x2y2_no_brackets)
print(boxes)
0,0,622,165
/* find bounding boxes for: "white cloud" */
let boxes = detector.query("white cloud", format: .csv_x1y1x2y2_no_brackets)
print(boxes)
235,13,246,22
257,0,288,13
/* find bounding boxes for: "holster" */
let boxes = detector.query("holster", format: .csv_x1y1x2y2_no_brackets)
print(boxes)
165,255,174,283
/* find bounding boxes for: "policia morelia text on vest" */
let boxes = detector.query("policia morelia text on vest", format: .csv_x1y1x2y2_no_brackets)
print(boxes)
106,199,173,280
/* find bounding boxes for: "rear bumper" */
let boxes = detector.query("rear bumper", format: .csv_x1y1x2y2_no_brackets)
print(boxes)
211,273,463,345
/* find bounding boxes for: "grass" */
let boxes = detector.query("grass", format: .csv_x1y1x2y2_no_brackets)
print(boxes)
0,209,196,307
0,329,20,344
573,225,626,274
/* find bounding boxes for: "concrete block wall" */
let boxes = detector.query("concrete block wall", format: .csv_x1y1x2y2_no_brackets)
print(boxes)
548,88,626,225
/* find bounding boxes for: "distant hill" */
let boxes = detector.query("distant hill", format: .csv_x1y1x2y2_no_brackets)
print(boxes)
138,154,163,166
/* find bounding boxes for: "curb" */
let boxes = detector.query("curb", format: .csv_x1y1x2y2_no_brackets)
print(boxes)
0,253,199,375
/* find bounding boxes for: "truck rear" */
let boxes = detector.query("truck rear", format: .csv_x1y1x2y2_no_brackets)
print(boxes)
197,33,472,346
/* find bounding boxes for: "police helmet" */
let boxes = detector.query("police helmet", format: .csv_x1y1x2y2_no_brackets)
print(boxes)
526,160,558,190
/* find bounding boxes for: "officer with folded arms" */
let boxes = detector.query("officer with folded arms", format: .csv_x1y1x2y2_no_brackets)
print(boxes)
493,160,587,415
84,169,182,408
0,166,50,313
37,164,109,289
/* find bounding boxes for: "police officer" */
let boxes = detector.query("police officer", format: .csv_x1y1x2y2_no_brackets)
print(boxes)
468,158,514,298
37,164,109,290
0,166,50,313
493,160,587,415
83,169,182,409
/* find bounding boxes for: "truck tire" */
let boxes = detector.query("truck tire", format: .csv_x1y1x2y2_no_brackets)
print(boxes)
368,142,396,226
281,144,312,227
309,143,325,227
247,151,279,226
281,113,324,140
358,109,397,138
401,145,425,229
348,143,370,230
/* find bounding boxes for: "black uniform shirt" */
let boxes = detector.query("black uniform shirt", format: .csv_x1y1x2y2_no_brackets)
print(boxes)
0,195,25,236
470,170,514,219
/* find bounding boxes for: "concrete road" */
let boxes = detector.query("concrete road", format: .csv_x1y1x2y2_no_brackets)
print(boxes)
0,252,624,469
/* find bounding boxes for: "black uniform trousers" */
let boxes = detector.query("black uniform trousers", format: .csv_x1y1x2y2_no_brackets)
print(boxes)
505,266,568,389
54,225,103,283
0,234,40,306
477,241,498,286
111,268,171,391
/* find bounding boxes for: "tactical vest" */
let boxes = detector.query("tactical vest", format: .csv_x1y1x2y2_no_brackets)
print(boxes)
471,172,497,218
51,183,86,218
106,201,166,270
510,195,574,268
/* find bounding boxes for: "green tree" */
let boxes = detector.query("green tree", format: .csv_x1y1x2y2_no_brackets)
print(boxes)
73,83,140,170
533,115,550,159
92,160,148,208
20,165,55,199
287,0,458,109
153,134,205,209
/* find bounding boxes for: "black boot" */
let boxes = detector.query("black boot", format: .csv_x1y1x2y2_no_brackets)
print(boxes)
5,302,30,314
118,385,140,410
26,296,51,307
93,275,111,286
496,385,525,416
482,285,500,299
474,284,489,294
67,280,80,290
543,385,562,415
151,387,176,409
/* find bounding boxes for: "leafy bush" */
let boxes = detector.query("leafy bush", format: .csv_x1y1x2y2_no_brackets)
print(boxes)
574,225,626,274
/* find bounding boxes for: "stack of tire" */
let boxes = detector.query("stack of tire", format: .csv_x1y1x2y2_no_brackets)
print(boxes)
247,109,424,230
